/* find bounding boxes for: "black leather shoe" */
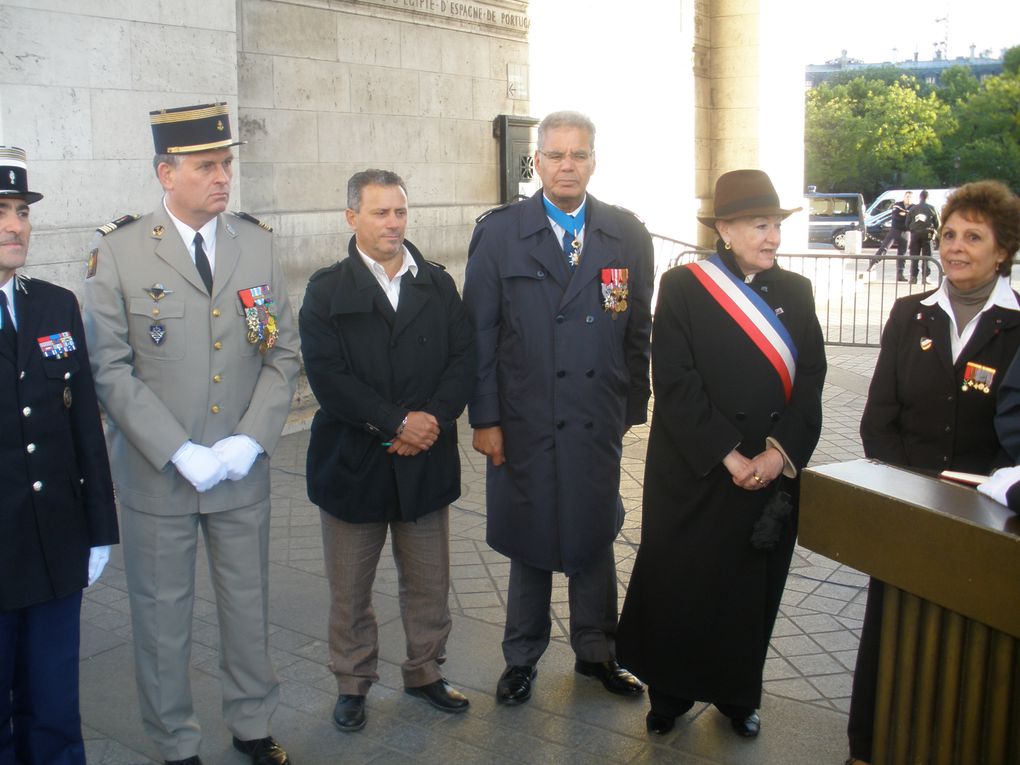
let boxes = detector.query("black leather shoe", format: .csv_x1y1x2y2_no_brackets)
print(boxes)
574,659,645,696
729,711,761,738
332,694,366,732
496,665,536,705
645,710,676,735
166,758,202,765
405,678,470,713
231,736,290,765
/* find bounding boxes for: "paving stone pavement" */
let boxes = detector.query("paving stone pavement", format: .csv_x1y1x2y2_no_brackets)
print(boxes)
78,346,879,765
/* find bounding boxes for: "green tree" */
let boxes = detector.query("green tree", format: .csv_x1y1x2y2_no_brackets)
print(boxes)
1003,45,1020,75
805,75,951,199
936,66,979,105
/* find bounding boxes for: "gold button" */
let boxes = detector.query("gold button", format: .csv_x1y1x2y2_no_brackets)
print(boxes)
212,308,221,317
213,374,222,383
152,308,160,317
214,341,223,350
211,405,220,414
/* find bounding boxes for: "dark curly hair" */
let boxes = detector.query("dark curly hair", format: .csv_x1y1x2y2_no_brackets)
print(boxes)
940,180,1020,277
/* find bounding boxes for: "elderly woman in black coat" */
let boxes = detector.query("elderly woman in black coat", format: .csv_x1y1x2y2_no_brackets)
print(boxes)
617,169,826,739
848,180,1020,765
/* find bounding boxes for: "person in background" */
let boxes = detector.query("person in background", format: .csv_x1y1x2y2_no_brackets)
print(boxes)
868,191,912,280
83,104,299,765
299,169,475,733
463,110,653,706
616,169,826,739
850,179,1020,764
0,145,119,764
906,189,940,284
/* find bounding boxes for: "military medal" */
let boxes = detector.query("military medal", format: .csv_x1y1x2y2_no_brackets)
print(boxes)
568,239,581,268
600,268,629,319
36,331,76,359
86,248,99,279
145,283,173,301
962,361,995,394
149,324,166,345
238,284,279,354
151,225,165,238
63,385,72,408
920,337,932,351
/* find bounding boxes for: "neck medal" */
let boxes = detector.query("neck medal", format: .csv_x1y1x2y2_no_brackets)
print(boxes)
600,268,629,319
238,284,279,354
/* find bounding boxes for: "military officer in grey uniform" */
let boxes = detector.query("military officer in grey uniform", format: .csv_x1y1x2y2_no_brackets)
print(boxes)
82,104,300,765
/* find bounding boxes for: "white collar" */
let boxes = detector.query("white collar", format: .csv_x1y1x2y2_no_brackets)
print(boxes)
920,275,1020,313
163,198,218,252
357,244,417,281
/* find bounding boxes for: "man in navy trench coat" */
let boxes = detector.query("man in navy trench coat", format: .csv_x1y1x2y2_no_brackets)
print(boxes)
463,111,653,705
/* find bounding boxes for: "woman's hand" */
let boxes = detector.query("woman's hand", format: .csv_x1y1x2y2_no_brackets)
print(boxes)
726,447,784,491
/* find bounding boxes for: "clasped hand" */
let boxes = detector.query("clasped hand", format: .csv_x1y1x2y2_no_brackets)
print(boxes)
723,447,784,491
387,411,440,456
172,435,262,492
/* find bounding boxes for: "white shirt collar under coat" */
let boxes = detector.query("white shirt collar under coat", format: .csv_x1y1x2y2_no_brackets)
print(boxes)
357,244,418,311
163,198,218,270
920,275,1020,362
0,277,15,330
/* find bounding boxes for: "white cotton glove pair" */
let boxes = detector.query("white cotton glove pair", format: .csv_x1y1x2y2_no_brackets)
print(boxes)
88,545,111,586
977,465,1020,507
172,436,264,492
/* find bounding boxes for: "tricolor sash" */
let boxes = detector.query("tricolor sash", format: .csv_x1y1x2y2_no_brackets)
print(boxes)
687,255,798,401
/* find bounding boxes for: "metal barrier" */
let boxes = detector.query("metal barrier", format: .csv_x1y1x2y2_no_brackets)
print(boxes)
650,233,960,348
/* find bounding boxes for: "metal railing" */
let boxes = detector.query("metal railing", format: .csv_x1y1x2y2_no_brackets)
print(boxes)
650,233,966,348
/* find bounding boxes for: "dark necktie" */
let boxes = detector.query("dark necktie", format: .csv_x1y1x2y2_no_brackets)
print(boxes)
193,232,213,294
0,291,17,358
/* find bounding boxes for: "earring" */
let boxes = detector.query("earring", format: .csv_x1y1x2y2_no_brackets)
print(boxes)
724,241,732,250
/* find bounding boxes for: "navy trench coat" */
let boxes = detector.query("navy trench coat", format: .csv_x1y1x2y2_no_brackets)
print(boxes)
463,190,653,574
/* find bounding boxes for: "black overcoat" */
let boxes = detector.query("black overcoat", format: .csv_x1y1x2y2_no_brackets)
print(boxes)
860,286,1020,473
617,252,826,709
299,237,475,523
1,277,118,611
462,190,653,574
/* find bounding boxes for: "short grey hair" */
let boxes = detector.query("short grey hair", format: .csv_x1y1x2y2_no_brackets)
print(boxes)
537,111,596,151
152,153,181,175
347,169,407,212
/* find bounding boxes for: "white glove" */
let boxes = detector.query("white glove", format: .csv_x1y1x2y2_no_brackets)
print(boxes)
211,434,263,481
977,465,1020,507
88,545,111,586
171,440,228,492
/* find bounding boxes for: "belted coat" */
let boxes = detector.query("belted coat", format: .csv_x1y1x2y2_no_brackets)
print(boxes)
1,277,118,611
463,190,653,574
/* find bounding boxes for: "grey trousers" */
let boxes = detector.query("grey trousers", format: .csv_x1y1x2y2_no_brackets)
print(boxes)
320,507,452,695
502,544,619,666
121,500,279,762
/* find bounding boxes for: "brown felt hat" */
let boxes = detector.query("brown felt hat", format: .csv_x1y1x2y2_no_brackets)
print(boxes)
697,169,800,228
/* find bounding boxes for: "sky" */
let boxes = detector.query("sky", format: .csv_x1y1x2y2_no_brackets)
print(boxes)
799,0,1019,65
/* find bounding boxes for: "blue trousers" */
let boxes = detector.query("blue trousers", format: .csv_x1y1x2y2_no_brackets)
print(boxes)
0,590,85,765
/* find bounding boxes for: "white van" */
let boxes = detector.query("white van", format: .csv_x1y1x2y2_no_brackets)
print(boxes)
864,188,956,246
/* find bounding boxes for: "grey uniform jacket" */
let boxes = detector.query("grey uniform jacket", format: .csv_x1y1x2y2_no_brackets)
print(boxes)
82,203,300,514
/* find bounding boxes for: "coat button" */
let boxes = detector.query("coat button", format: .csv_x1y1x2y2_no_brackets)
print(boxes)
214,341,223,350
32,481,43,492
537,270,546,278
212,308,221,317
557,370,566,378
26,443,36,453
213,374,222,383
556,314,565,324
19,370,25,379
585,315,594,323
22,406,31,417
211,404,220,414
152,307,160,317
945,394,953,401
770,411,780,421
735,411,746,421
556,420,565,429
944,425,951,432
584,422,593,429
586,369,594,378
418,336,427,344
64,372,71,380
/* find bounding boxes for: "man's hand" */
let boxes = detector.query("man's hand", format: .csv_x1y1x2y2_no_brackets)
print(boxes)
171,440,228,492
398,411,440,451
387,437,423,457
211,434,263,480
473,426,505,467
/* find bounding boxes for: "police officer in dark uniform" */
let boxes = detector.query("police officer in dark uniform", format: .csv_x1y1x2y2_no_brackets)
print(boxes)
0,146,119,765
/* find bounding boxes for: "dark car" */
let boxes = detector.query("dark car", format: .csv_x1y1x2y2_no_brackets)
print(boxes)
807,192,865,250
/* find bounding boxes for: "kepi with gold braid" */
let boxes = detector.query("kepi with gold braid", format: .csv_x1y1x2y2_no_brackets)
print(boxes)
149,102,244,154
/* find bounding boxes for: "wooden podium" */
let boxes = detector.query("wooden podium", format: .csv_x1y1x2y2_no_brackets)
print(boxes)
800,460,1020,765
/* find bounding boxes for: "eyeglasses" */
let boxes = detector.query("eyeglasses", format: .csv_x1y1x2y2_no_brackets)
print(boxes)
538,150,593,164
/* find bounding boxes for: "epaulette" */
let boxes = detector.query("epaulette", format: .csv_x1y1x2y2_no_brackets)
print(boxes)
309,262,341,282
232,211,273,232
475,198,519,224
424,258,447,271
613,204,646,224
96,213,141,236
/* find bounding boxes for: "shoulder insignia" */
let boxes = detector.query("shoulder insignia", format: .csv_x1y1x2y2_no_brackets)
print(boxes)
475,199,519,224
232,211,273,232
424,258,447,271
309,262,341,282
96,213,141,236
612,204,646,224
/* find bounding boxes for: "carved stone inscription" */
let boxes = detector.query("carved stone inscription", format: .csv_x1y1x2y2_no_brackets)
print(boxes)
358,0,530,35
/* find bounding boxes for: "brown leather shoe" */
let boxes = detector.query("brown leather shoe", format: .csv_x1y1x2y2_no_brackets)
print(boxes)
574,659,645,696
332,694,366,731
231,736,290,765
405,678,470,713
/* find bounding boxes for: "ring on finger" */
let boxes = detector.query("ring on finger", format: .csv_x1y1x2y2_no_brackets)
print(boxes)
753,473,763,485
